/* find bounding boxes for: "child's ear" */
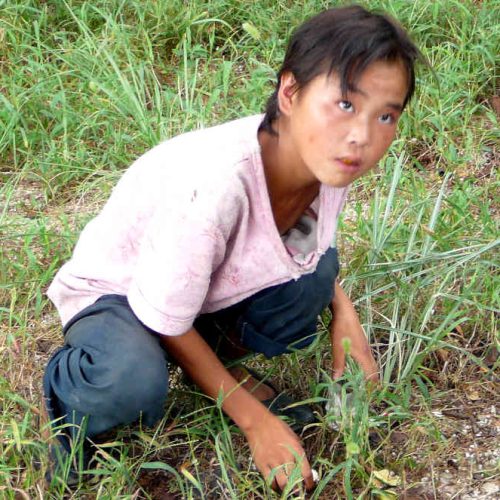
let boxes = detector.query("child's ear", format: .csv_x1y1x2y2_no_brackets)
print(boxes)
277,71,298,117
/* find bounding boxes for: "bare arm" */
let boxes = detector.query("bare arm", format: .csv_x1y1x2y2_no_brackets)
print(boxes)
160,327,314,491
330,281,379,381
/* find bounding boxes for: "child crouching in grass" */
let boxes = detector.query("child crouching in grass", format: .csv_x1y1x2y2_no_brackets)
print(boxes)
43,4,422,492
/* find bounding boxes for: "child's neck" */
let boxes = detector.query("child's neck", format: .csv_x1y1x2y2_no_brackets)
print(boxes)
259,128,320,235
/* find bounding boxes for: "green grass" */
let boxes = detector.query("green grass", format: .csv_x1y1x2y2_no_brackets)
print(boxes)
0,0,498,498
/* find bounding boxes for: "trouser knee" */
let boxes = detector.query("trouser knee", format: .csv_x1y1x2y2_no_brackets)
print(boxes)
43,295,169,440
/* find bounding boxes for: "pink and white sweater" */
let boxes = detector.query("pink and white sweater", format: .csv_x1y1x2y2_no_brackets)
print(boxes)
48,115,349,336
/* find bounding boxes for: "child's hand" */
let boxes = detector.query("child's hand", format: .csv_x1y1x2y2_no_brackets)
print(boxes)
330,282,379,382
243,409,315,491
160,328,315,491
331,319,379,382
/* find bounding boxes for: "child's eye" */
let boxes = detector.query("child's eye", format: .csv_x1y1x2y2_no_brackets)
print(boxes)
338,100,354,112
379,113,395,124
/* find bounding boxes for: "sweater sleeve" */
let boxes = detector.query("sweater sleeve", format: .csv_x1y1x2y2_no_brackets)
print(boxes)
127,201,227,336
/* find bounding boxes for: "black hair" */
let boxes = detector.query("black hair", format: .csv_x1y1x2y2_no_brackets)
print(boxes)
259,5,423,134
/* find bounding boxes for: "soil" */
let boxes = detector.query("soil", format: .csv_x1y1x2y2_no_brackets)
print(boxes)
130,365,499,499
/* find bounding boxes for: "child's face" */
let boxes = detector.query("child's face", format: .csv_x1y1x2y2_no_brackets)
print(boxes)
280,59,408,187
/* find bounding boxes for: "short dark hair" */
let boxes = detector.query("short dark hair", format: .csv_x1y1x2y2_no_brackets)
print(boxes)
259,5,423,134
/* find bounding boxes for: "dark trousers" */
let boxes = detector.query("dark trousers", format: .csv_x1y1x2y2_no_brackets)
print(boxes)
43,248,339,446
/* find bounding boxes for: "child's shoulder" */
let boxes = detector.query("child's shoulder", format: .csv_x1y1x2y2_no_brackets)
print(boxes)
138,114,262,174
109,115,264,219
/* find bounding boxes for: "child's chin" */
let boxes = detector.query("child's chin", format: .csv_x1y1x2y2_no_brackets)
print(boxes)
322,176,353,188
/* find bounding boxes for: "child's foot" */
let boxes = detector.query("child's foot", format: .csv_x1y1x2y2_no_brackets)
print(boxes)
227,365,318,431
228,365,276,401
40,403,93,486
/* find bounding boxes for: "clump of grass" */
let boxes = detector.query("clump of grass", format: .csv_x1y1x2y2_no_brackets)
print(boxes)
341,153,498,386
0,0,498,497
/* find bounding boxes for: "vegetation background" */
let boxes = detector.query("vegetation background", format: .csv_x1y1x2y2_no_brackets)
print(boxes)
0,0,498,498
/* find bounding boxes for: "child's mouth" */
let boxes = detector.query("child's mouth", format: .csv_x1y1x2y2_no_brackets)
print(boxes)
338,157,361,168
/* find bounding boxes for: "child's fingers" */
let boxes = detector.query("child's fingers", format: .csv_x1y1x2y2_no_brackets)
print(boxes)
268,457,314,492
332,336,379,381
274,465,290,491
352,346,379,381
332,343,346,379
301,456,315,491
266,462,293,492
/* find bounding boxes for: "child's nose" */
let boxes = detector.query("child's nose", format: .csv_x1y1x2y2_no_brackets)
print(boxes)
347,117,370,146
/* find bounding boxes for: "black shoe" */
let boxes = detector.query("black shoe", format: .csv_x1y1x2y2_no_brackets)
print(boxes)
40,398,98,487
240,366,318,431
45,439,94,487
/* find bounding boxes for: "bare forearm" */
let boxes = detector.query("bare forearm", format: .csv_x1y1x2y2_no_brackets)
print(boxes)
160,327,269,431
331,281,359,319
330,281,378,380
331,281,366,335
